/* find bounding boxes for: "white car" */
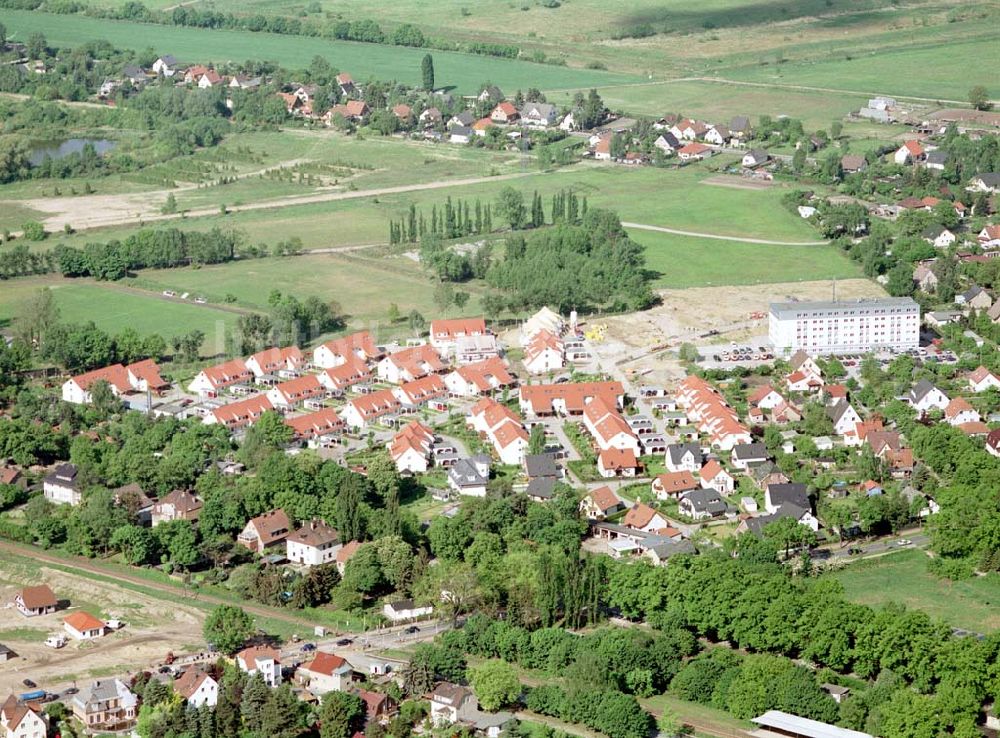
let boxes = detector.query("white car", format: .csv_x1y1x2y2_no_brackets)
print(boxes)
162,290,176,297
896,538,912,547
194,297,207,304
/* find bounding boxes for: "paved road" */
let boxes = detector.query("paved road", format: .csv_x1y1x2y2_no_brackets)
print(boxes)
623,221,828,246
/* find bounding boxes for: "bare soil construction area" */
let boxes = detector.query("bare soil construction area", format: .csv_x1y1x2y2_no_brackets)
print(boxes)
588,279,884,386
0,557,205,695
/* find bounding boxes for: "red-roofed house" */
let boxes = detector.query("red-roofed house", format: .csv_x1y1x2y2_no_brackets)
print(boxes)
429,317,488,352
894,140,926,165
64,611,106,640
393,375,447,408
340,389,401,429
519,381,624,417
152,489,202,526
237,646,281,687
319,356,371,394
523,330,565,374
598,447,639,478
15,585,58,617
204,395,273,430
266,374,324,409
297,652,353,695
62,359,170,404
390,421,435,474
583,397,641,453
126,359,169,393
592,133,612,161
1,693,48,737
174,668,219,708
979,225,1000,248
747,385,784,410
237,509,292,554
377,345,447,384
245,346,304,377
490,101,519,124
188,359,252,397
285,408,345,443
652,471,699,499
445,357,515,397
945,397,980,426
623,502,669,532
579,486,624,519
677,142,713,161
313,331,381,369
700,459,735,494
969,365,1000,393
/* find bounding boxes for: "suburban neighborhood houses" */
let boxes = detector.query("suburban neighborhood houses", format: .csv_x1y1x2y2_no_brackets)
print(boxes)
1,5,1000,737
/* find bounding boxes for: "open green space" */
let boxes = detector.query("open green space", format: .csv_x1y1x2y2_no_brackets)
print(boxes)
633,230,861,289
0,280,241,350
827,549,1000,634
126,251,497,332
720,37,999,101
0,9,635,94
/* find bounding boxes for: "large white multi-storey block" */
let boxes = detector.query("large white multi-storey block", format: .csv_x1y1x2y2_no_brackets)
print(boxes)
769,298,920,355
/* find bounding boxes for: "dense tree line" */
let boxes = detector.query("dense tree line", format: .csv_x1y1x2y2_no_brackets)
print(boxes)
486,207,655,313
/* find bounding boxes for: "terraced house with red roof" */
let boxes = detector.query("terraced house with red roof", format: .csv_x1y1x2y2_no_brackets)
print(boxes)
266,374,325,409
445,357,516,397
519,381,624,417
429,317,489,352
313,331,381,369
389,421,435,474
285,408,345,444
318,356,372,394
62,359,169,405
188,358,252,397
245,346,304,377
340,389,401,429
204,395,273,430
377,345,448,384
583,397,641,454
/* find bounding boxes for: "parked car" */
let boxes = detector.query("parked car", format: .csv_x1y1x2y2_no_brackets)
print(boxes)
301,643,316,652
335,638,353,647
22,679,37,688
404,626,420,635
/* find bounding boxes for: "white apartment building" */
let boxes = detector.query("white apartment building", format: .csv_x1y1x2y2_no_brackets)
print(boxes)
769,298,919,355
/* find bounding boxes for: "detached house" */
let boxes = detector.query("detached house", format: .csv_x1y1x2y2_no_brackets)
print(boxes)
679,488,728,520
285,408,345,444
579,486,624,519
742,149,770,168
980,225,1000,249
151,489,202,526
700,459,735,495
64,612,106,640
731,443,767,470
665,443,702,473
1,694,48,738
520,102,557,127
944,398,980,426
490,102,519,124
389,421,435,474
623,502,670,534
969,366,1000,393
71,679,137,734
894,140,925,165
297,652,353,696
828,401,862,436
15,585,58,617
238,509,292,554
677,142,713,161
174,669,219,708
598,447,639,478
237,646,282,687
43,464,81,506
922,226,956,249
286,519,341,567
652,471,699,500
909,380,949,413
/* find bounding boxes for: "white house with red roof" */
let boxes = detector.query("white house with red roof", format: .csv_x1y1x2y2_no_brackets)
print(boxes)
747,385,784,410
1,694,48,737
979,225,1000,248
579,486,624,519
266,374,324,409
188,358,252,397
429,317,488,352
245,346,303,377
675,375,751,450
894,140,926,165
237,509,292,554
64,611,106,640
237,646,281,687
652,471,699,499
944,397,980,426
313,331,381,369
204,395,273,430
467,398,530,465
297,652,353,696
174,669,219,708
598,447,639,478
519,381,624,417
492,421,530,465
677,142,713,161
392,375,447,409
318,356,371,394
286,518,341,567
623,502,669,533
285,408,345,444
389,421,435,474
62,359,169,404
582,397,641,453
377,345,447,384
445,357,515,397
340,389,401,429
523,330,565,374
700,459,735,494
490,101,518,124
969,365,1000,393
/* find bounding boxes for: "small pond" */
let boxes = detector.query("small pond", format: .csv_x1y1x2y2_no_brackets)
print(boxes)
28,138,117,166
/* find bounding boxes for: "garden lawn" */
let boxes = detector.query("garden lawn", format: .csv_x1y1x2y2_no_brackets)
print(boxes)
0,10,635,94
828,548,1000,633
0,280,240,349
632,230,861,289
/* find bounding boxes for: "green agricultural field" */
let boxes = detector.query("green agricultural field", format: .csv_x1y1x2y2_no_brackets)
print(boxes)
126,251,497,334
0,10,635,94
828,549,1000,633
0,280,240,351
632,230,860,289
720,37,1000,101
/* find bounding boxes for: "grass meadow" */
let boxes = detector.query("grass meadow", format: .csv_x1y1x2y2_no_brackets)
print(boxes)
0,9,635,94
828,549,1000,633
0,281,240,350
633,230,861,289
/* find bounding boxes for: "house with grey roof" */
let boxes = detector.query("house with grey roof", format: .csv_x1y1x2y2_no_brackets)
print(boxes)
679,489,728,520
447,455,490,497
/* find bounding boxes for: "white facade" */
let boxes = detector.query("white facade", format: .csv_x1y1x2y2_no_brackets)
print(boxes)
769,298,920,355
286,538,340,567
1,705,47,738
